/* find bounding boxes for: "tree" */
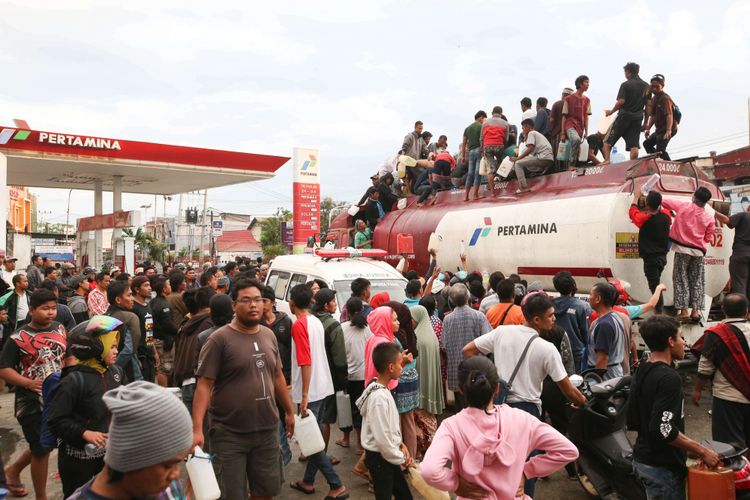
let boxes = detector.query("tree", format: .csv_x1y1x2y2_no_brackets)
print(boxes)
260,208,292,255
123,228,155,261
319,197,350,238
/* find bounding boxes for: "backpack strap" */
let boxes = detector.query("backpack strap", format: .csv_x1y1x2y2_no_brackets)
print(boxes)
507,334,538,390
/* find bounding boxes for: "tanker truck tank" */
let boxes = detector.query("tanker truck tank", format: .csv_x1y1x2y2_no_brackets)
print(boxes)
328,158,731,308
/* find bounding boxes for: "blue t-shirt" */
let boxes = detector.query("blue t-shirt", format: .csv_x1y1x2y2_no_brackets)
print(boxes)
69,479,186,499
587,312,625,380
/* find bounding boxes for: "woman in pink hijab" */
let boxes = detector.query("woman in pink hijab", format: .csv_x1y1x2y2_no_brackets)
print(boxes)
363,306,399,389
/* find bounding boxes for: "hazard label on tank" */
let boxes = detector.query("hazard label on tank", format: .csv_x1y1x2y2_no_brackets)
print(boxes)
615,232,640,259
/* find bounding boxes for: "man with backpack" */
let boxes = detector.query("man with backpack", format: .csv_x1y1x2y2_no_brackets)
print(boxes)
643,74,678,160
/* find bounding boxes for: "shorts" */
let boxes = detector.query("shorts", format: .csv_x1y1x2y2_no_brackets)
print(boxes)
154,339,174,376
210,424,283,498
18,412,51,456
319,394,337,425
484,145,505,175
606,113,642,150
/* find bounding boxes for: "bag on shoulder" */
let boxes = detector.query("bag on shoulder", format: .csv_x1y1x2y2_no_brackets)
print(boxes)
672,103,682,124
495,335,537,404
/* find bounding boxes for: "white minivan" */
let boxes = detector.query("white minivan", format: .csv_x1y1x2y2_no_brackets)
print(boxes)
265,254,408,318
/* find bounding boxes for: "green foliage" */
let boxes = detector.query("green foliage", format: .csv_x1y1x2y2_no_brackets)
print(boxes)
319,197,349,237
260,208,292,252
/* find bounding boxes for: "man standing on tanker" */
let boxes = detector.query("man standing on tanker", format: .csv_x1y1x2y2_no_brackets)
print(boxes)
603,62,650,162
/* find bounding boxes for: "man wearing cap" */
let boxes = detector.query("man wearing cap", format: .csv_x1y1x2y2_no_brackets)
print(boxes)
66,381,194,499
1,256,18,295
216,275,230,294
642,74,677,160
56,263,76,300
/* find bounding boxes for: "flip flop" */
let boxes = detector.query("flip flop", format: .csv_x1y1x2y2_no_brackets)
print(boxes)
324,493,349,500
329,455,341,465
5,482,29,497
353,468,372,482
334,439,350,448
289,481,315,495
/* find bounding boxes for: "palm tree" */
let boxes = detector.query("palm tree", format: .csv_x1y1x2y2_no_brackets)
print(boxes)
122,228,156,261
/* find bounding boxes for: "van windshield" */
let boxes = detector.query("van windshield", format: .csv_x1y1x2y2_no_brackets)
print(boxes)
333,279,407,304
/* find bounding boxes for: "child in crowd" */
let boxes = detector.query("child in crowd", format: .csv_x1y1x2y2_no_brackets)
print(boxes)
48,316,127,497
421,355,579,500
356,342,414,500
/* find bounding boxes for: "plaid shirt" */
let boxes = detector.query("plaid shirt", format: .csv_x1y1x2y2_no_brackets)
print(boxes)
442,305,492,391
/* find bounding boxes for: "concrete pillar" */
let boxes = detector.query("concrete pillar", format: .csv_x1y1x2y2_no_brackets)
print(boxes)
94,179,103,269
0,153,7,256
112,175,123,243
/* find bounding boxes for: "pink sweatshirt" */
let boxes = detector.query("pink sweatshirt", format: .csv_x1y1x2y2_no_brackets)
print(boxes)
661,198,715,254
421,405,578,500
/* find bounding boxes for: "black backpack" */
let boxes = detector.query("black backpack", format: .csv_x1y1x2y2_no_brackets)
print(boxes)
672,103,682,124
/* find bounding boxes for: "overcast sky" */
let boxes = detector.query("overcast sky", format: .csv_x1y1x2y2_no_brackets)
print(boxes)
1,0,749,226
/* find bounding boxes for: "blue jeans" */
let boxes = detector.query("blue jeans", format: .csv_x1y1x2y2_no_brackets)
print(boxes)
466,147,482,187
633,461,685,500
302,399,342,489
181,382,195,416
508,401,542,498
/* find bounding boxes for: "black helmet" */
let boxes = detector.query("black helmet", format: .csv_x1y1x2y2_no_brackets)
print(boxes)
67,315,123,360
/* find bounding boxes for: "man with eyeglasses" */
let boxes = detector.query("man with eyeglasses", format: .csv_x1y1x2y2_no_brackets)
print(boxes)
192,278,294,499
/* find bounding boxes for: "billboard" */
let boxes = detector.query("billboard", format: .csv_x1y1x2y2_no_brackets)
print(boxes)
292,148,320,253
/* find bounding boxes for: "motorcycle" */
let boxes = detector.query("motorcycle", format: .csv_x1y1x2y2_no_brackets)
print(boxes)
567,370,750,499
567,370,645,500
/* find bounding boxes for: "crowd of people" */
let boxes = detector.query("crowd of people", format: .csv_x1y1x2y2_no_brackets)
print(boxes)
0,256,267,499
355,61,679,220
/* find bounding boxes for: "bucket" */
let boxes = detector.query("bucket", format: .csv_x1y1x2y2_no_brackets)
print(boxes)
186,446,221,500
294,410,325,456
336,391,352,429
397,234,414,254
687,464,735,500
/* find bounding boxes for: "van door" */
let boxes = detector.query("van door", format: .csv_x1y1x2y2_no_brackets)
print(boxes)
267,270,291,300
285,273,309,302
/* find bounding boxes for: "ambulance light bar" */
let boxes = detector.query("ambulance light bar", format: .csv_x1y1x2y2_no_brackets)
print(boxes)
314,248,387,259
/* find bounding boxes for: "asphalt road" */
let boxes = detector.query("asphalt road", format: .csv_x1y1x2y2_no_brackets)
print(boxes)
0,371,713,499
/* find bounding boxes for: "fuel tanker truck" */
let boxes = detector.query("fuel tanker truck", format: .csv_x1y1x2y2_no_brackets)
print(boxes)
327,158,732,334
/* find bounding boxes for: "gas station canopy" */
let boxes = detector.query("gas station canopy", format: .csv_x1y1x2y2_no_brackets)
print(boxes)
0,126,289,194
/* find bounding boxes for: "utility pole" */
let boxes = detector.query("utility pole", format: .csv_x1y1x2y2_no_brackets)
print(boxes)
210,209,215,264
200,189,208,262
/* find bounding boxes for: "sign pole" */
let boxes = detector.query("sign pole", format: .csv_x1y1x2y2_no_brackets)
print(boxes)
292,148,321,254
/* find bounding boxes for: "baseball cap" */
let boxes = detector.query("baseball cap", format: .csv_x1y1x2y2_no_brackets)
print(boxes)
563,87,574,95
217,276,230,287
315,288,336,306
4,256,18,262
650,74,665,84
70,275,87,289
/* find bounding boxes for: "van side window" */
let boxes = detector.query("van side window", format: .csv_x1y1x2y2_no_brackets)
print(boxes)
285,273,309,301
268,271,291,300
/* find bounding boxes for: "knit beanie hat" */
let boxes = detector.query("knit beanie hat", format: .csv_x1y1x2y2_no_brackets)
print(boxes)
103,381,193,473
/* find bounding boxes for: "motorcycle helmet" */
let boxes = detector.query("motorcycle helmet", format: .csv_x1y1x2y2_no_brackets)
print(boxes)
67,315,123,361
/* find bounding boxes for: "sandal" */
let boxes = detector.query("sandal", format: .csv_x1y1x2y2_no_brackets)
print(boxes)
353,467,372,482
334,439,350,448
5,482,29,497
329,455,341,466
324,493,349,500
289,481,316,495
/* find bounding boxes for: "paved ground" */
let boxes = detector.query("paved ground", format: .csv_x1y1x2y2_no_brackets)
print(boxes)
0,371,713,499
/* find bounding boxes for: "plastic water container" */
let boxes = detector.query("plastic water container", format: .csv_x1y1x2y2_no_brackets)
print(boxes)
597,110,614,135
295,410,325,456
556,141,570,161
459,240,466,257
336,391,352,429
186,446,221,500
687,464,734,499
397,233,414,254
0,487,8,500
578,139,589,162
640,173,661,195
497,157,513,178
347,205,360,217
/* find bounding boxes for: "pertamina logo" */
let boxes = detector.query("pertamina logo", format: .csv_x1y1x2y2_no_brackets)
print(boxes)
0,129,30,145
469,217,493,246
301,154,318,172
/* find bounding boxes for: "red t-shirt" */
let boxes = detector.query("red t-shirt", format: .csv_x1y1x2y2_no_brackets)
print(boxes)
562,94,592,136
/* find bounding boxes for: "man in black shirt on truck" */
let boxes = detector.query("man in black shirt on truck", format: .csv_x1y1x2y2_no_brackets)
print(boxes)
603,62,650,162
629,191,672,313
629,315,719,500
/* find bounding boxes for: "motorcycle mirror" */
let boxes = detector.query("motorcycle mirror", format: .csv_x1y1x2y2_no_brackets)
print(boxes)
569,374,584,388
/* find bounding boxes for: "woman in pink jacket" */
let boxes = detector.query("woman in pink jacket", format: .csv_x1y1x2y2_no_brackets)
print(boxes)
421,355,579,500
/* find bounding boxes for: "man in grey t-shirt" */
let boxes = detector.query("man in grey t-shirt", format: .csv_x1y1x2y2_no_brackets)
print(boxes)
512,119,555,193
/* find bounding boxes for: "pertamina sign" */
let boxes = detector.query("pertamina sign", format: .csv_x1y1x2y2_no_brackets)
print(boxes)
292,148,321,253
